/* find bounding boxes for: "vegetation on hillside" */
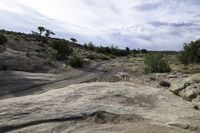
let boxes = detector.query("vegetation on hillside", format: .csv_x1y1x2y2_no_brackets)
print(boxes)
32,26,55,38
50,40,73,61
69,56,83,68
1,27,149,60
0,27,151,70
179,40,200,65
84,42,134,57
31,26,55,43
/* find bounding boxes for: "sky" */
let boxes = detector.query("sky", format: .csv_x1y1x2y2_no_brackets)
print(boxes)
0,0,200,50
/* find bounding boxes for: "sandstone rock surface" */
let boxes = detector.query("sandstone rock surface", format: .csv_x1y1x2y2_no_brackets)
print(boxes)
0,82,200,133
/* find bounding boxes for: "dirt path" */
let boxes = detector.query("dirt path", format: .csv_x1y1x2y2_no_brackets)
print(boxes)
0,59,121,99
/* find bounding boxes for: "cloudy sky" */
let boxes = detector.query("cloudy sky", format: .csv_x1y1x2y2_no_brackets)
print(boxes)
0,0,200,50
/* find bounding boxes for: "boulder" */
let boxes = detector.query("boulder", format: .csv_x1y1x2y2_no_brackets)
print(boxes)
170,74,200,101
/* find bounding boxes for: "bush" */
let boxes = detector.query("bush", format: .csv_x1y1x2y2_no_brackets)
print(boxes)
108,54,116,59
100,55,111,60
141,49,148,54
144,54,171,74
69,56,83,68
179,40,200,65
0,34,7,45
51,40,73,60
95,46,107,54
87,42,95,51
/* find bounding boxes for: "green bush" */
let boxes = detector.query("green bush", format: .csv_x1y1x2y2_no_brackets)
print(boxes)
51,40,73,60
100,55,111,60
0,34,7,45
95,46,107,54
179,40,200,65
87,42,95,51
108,54,116,59
69,56,83,68
144,54,171,74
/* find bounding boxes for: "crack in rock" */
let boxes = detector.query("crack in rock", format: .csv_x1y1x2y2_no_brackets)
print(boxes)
0,111,143,133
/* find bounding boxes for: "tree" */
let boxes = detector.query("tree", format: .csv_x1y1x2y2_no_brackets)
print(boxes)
32,27,55,43
126,47,130,52
45,29,55,38
37,26,45,36
132,49,138,53
141,49,148,54
87,42,95,51
70,38,77,43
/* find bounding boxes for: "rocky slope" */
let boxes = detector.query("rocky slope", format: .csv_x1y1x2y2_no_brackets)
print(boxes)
0,82,199,133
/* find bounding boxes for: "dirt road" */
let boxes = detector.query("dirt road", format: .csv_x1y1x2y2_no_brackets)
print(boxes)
0,58,123,99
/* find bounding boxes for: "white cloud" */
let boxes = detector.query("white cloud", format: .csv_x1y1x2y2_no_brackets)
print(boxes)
0,0,200,50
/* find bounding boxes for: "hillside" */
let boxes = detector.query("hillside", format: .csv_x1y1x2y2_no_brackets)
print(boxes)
0,30,111,72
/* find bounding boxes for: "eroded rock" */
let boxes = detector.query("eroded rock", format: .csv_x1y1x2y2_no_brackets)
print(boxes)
170,74,200,101
192,95,200,110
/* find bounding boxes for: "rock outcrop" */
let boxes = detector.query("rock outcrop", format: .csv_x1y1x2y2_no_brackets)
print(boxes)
170,74,200,110
0,82,199,133
170,74,200,100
